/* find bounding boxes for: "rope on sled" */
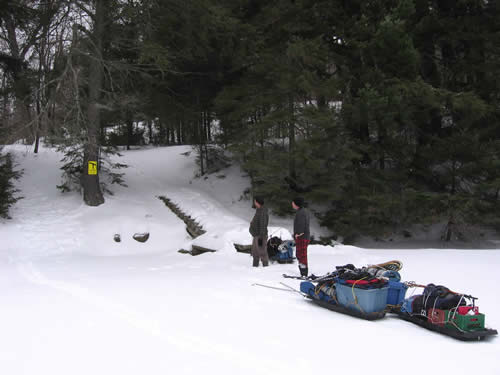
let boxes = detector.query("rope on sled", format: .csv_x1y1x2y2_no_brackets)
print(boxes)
347,277,367,314
313,281,338,304
406,281,472,333
404,281,477,300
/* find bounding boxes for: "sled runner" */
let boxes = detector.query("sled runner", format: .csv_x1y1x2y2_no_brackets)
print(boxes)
395,311,497,341
306,295,386,320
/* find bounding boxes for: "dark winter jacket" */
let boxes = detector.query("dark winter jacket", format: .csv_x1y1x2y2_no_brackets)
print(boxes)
293,207,310,240
249,207,269,238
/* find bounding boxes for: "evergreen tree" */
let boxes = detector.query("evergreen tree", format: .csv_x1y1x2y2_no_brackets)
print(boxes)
0,150,22,219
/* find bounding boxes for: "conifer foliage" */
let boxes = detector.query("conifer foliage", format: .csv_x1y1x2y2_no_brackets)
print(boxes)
1,0,498,238
0,151,22,219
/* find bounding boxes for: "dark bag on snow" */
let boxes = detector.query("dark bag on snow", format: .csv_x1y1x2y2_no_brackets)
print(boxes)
412,284,466,313
267,237,282,258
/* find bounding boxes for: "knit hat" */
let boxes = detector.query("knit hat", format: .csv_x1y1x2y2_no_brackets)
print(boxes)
292,197,304,208
254,196,265,205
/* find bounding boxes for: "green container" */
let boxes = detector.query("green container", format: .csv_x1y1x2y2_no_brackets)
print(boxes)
446,313,485,331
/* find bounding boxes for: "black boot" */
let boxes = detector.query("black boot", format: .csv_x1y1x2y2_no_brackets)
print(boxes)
300,266,308,277
253,258,259,267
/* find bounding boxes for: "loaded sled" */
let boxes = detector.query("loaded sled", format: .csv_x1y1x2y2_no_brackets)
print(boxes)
300,280,387,320
297,261,402,321
283,260,497,341
394,282,498,341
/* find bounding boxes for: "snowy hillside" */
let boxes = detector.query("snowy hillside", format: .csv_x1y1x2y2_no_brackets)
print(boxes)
1,144,499,375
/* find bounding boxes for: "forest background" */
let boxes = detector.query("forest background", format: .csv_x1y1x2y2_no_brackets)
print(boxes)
1,0,499,243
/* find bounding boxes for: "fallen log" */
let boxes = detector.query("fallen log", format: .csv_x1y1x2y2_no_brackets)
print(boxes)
234,243,252,254
191,245,217,256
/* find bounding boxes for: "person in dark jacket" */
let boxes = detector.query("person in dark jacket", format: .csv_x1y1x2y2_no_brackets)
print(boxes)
292,197,310,277
249,196,269,267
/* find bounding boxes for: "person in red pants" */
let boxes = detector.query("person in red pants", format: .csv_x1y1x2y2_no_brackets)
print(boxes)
292,197,310,277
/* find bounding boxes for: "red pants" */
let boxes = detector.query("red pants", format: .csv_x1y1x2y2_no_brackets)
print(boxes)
295,238,309,268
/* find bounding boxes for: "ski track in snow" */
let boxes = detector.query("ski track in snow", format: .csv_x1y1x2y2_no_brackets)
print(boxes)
2,145,499,375
1,146,292,374
14,261,290,375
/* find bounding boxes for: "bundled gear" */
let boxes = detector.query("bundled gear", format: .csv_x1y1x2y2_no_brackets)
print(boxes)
267,237,281,258
396,282,496,340
266,237,295,264
297,262,392,320
410,283,466,313
278,260,498,341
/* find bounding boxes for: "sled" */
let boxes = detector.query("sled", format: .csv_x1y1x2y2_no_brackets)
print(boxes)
305,295,387,321
395,311,498,341
300,281,388,321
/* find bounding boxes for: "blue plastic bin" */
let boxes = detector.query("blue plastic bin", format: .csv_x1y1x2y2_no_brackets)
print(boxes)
387,280,408,306
336,283,388,313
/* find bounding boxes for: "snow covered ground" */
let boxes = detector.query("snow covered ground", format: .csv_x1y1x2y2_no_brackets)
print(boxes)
1,144,499,375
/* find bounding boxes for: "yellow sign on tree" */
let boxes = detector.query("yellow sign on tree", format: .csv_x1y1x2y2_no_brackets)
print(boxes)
88,161,98,175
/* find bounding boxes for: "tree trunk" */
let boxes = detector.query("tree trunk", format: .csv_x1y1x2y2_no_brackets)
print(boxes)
378,122,385,170
5,16,32,143
126,117,133,150
158,118,165,145
147,120,153,144
34,99,41,154
177,119,182,144
205,111,211,141
203,111,210,170
288,98,296,180
198,117,205,175
83,0,105,206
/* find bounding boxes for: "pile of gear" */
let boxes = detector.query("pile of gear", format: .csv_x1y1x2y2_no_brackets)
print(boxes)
289,260,497,340
267,237,295,263
399,282,487,334
299,263,400,319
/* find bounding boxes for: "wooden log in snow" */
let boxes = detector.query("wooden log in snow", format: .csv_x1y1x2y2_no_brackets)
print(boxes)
234,243,252,253
191,245,217,256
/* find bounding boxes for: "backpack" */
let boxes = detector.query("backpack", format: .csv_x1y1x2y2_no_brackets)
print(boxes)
267,237,282,258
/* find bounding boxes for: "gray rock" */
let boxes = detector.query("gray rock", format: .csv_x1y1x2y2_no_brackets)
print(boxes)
133,232,150,243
